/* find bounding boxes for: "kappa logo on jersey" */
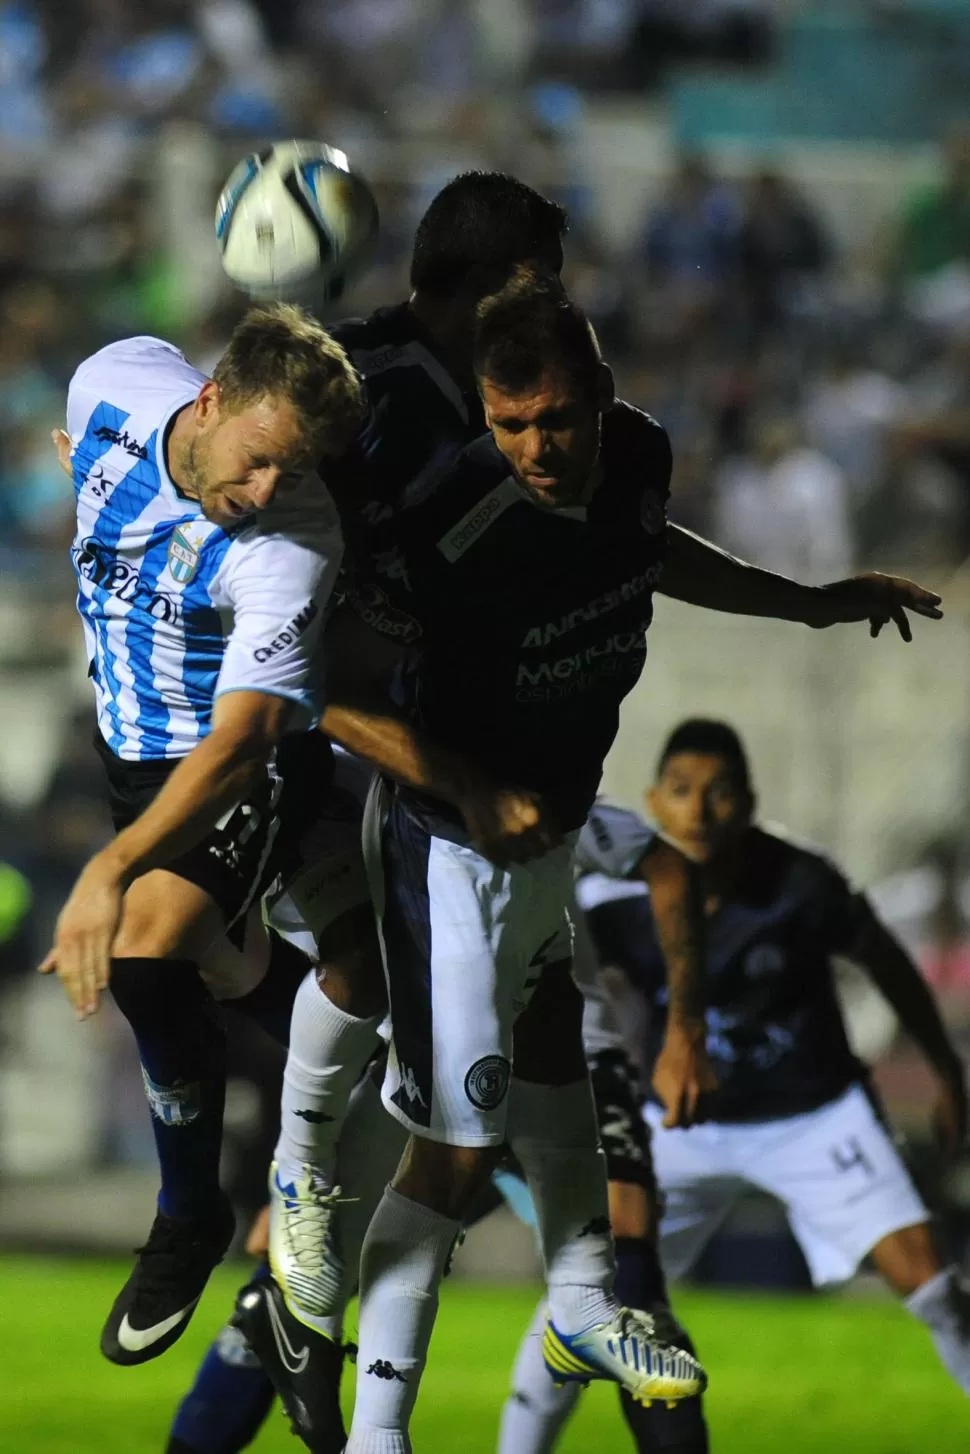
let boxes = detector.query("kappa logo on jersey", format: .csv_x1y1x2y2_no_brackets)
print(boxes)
437,477,520,562
93,424,149,460
372,544,410,588
167,526,202,585
464,1055,511,1111
252,600,319,662
398,1064,428,1109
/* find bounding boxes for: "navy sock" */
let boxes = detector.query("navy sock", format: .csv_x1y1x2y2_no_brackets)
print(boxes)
222,931,309,1047
620,1386,710,1454
613,1237,709,1451
110,957,226,1220
167,1273,275,1454
614,1235,669,1309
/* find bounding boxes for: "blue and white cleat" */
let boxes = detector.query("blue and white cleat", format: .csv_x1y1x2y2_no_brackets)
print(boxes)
267,1160,352,1324
542,1305,707,1408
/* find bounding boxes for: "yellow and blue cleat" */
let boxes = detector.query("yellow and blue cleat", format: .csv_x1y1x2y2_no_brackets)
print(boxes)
543,1306,707,1408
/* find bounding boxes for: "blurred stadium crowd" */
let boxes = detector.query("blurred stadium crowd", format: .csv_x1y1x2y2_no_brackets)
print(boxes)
2,0,970,576
1,0,970,1252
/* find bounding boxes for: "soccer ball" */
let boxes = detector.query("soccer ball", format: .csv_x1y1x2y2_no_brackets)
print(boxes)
215,140,379,303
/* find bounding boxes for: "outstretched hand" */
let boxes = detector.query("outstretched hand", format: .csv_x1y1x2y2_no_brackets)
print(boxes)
808,573,943,641
652,1020,718,1128
39,853,125,1019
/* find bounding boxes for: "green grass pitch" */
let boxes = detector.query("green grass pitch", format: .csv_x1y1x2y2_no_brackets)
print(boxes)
1,1257,966,1452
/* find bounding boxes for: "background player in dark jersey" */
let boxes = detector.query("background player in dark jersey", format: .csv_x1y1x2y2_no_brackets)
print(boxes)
580,719,970,1399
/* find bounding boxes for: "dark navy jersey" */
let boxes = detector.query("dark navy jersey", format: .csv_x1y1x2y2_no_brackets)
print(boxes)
382,402,671,832
279,305,479,803
324,303,484,643
580,816,869,1121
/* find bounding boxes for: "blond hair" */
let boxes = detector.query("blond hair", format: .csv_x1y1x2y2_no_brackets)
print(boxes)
212,303,365,456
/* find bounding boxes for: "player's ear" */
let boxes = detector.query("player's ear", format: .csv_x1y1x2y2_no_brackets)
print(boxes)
644,784,658,820
195,379,221,426
595,362,615,412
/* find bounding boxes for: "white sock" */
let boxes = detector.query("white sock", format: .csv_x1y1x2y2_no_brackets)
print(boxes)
497,1299,581,1454
288,1067,409,1339
905,1265,970,1394
507,1077,617,1336
346,1186,461,1452
275,969,383,1188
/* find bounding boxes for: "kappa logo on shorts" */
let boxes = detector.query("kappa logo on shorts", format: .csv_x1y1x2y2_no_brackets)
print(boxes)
464,1055,511,1111
399,1064,428,1109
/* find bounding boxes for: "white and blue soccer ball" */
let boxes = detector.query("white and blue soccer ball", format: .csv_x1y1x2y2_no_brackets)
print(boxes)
215,140,379,302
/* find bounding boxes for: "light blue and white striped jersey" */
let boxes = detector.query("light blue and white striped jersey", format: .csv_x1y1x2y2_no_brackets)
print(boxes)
68,336,343,761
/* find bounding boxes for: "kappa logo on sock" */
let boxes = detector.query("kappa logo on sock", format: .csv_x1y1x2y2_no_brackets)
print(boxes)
140,1068,201,1126
366,1359,407,1382
293,1108,335,1124
578,1216,611,1238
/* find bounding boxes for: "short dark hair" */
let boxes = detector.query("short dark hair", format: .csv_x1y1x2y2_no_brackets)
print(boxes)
473,275,602,397
657,719,752,791
410,172,567,300
211,303,365,455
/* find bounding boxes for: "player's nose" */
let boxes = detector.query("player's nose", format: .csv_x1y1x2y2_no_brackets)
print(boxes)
249,466,282,510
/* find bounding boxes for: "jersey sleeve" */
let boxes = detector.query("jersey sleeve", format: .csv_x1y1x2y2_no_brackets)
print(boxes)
214,519,343,725
576,800,657,879
810,853,870,954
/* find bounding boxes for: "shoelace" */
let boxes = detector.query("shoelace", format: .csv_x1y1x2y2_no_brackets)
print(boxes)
644,1304,689,1350
282,1173,357,1272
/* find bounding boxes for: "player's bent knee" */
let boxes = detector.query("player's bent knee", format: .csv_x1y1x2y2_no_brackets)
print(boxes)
870,1221,942,1296
315,903,386,1018
514,959,586,1085
113,871,224,961
393,1135,501,1220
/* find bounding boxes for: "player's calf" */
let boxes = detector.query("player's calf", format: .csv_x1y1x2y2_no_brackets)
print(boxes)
873,1223,970,1396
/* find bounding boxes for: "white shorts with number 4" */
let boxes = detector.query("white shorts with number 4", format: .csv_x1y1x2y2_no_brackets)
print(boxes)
645,1083,929,1287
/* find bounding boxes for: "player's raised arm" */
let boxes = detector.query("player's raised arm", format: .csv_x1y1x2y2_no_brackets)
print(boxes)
660,524,943,641
844,902,967,1157
41,688,296,1015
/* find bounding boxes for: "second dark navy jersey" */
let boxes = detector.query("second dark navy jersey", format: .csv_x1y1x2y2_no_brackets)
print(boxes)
324,303,484,642
384,401,672,832
580,818,869,1121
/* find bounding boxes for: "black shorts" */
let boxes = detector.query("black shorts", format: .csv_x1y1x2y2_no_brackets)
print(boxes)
94,733,281,936
589,1047,657,1192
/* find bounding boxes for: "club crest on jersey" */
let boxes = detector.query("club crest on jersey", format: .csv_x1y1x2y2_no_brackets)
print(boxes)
639,488,666,536
167,527,201,584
